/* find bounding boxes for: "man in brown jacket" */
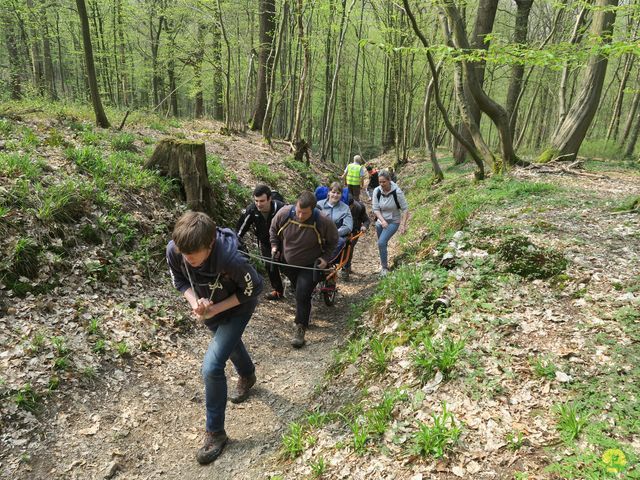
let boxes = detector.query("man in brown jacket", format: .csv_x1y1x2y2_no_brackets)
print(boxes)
270,191,339,347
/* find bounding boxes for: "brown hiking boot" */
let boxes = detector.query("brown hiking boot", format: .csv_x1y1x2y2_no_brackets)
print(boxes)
196,430,228,465
291,323,306,348
228,372,256,404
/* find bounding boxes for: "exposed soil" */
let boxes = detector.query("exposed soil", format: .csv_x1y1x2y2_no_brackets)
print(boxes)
1,213,383,480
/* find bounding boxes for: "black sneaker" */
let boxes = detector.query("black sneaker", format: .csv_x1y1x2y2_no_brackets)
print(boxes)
196,430,228,465
265,290,284,301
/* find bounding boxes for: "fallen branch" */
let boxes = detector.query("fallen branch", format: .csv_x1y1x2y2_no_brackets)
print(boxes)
0,108,43,120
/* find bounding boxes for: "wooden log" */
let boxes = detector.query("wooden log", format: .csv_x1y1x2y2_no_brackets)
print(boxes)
145,139,216,216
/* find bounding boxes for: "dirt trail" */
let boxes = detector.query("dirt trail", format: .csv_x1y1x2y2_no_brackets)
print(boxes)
9,221,382,480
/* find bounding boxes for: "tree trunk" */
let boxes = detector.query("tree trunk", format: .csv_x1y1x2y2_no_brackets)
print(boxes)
251,0,276,130
262,0,288,142
558,4,589,126
2,11,22,99
194,23,205,118
624,108,640,158
443,0,518,169
540,0,619,162
403,0,485,177
606,54,635,141
145,140,216,217
452,0,498,164
76,0,110,128
620,84,640,144
212,20,224,120
291,0,310,161
505,0,533,137
321,0,356,162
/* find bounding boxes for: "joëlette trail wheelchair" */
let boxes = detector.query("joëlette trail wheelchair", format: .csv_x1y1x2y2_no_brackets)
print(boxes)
313,230,365,306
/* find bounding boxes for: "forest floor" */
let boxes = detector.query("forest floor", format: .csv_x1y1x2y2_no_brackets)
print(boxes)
1,111,639,479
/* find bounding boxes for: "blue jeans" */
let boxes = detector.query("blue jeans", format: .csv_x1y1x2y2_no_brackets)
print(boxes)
202,309,255,432
375,222,400,269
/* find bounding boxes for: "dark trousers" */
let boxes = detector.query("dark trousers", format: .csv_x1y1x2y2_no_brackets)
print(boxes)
282,264,319,328
344,236,360,271
260,242,283,294
347,184,361,201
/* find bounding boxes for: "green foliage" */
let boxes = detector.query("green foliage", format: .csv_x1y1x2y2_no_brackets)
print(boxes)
350,419,368,454
329,334,367,375
369,336,393,374
93,339,107,354
536,148,559,163
20,126,39,149
207,154,251,225
87,318,101,336
35,180,91,223
14,383,40,412
67,146,106,175
555,402,588,441
80,130,102,146
506,430,526,451
411,403,461,458
45,128,67,147
374,263,448,321
498,235,568,279
0,118,13,136
613,195,640,213
531,355,558,379
249,160,282,186
0,152,44,180
309,456,326,477
281,422,305,459
11,237,40,278
283,157,319,191
110,132,137,152
579,139,624,160
413,335,465,382
114,341,130,357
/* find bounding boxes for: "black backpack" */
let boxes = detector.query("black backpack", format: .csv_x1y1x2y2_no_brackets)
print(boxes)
271,190,285,203
376,189,401,209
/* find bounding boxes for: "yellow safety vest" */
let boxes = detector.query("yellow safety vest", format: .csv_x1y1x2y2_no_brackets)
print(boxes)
346,163,362,186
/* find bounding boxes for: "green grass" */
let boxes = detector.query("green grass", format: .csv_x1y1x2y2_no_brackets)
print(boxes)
281,422,305,459
531,355,558,379
249,160,282,186
34,179,91,223
413,335,466,382
404,173,561,251
0,152,44,180
14,383,40,412
411,402,461,458
110,132,137,152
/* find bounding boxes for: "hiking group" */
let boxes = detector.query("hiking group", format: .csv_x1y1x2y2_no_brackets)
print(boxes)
165,155,409,465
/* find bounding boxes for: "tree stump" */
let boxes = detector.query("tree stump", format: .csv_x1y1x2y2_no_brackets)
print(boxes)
145,139,216,216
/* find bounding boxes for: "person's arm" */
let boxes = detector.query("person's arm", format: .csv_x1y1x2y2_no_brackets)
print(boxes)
371,189,388,228
236,205,254,238
270,208,285,256
319,218,339,265
337,206,353,237
360,204,371,230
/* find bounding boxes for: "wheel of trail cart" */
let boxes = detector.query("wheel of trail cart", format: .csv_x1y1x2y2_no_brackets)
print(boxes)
323,286,337,306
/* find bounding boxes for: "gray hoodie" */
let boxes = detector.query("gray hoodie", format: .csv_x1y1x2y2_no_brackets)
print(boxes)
372,182,408,224
317,198,353,237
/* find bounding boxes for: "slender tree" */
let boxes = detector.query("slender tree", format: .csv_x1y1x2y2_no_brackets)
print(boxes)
75,0,110,127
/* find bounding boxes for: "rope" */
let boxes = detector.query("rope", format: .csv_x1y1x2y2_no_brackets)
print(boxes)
240,250,332,272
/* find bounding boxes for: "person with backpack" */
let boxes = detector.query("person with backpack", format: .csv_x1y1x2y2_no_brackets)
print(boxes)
341,194,370,281
166,211,263,465
372,169,409,277
236,184,285,300
270,191,339,348
341,154,366,201
365,164,379,200
317,181,353,263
